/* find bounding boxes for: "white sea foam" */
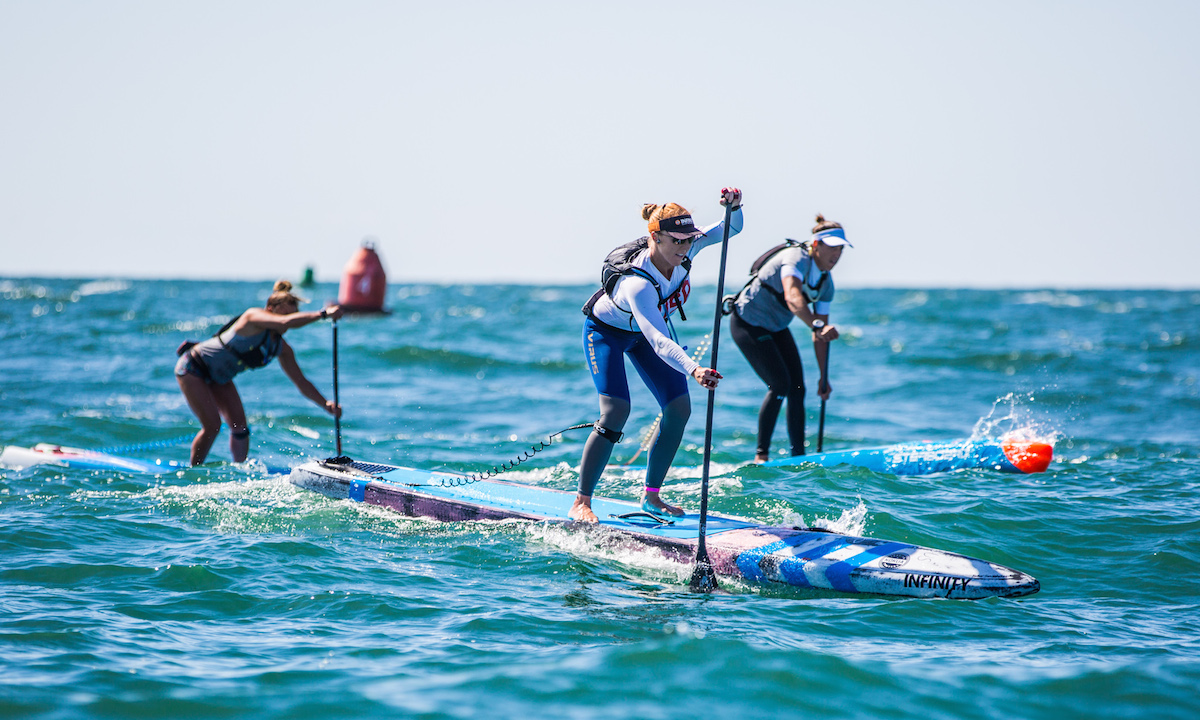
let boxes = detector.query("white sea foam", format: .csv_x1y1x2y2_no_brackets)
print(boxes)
76,279,131,296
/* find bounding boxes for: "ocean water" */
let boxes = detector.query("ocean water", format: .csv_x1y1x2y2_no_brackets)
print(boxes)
1,278,1198,719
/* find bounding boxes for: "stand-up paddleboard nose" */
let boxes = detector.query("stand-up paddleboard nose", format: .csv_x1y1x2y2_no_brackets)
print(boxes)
1001,438,1053,473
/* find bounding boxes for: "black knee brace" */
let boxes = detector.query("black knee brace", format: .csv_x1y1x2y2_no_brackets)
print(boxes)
592,421,623,443
232,427,251,440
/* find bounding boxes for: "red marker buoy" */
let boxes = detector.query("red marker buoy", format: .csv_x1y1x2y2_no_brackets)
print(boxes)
1001,437,1054,473
338,239,388,313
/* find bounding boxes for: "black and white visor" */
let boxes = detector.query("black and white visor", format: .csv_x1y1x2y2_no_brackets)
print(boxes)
649,214,704,238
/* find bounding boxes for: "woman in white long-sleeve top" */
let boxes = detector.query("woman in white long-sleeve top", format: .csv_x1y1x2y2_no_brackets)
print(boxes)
570,188,743,523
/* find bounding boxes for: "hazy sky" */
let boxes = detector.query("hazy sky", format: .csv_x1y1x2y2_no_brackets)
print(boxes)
2,1,1197,288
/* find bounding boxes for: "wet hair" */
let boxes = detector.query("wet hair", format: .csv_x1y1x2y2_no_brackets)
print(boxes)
811,213,843,235
266,280,306,309
643,202,691,230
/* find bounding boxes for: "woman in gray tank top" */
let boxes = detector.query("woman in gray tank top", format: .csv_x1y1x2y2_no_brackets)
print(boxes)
728,215,851,463
174,280,343,465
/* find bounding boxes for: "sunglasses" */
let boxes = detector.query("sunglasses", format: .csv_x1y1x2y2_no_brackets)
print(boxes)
663,233,697,246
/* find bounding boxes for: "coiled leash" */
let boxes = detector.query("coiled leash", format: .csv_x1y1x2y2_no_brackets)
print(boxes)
403,422,594,488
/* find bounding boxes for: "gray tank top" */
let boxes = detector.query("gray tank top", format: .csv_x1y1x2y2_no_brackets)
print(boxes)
734,245,835,332
190,327,281,385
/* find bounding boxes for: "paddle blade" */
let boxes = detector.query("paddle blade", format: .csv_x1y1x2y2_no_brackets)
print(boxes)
688,557,719,593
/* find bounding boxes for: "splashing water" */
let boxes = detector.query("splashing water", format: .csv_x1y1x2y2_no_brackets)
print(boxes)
970,392,1063,445
783,497,869,536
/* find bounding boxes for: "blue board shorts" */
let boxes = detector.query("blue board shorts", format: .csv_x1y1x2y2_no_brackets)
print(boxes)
583,317,688,407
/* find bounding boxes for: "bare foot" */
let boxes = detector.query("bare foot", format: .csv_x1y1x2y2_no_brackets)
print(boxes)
754,454,769,464
568,497,598,523
642,494,685,517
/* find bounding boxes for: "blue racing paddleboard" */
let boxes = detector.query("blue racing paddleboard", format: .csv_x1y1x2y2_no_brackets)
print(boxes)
759,436,1053,475
290,458,1040,600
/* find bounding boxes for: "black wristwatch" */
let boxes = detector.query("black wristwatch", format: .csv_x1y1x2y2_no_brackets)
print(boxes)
811,319,825,333
319,308,328,319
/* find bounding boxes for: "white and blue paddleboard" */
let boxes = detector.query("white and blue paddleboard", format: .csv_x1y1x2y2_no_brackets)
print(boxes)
290,458,1040,600
0,443,185,473
0,442,291,476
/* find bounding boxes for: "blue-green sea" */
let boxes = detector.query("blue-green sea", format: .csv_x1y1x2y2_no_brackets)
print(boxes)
2,278,1198,719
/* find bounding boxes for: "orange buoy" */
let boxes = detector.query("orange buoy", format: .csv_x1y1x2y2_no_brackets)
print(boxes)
1001,438,1054,474
337,239,388,313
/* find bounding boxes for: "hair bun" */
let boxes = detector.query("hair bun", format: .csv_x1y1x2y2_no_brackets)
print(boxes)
811,213,842,234
273,279,293,293
641,203,660,221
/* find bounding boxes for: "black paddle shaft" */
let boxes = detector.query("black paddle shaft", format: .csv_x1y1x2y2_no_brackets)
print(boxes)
689,200,735,593
333,317,342,455
817,341,829,453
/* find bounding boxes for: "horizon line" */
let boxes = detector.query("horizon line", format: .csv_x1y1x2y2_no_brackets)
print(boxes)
2,275,1199,293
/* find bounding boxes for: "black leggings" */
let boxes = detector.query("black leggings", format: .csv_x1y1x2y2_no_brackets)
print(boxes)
730,312,807,457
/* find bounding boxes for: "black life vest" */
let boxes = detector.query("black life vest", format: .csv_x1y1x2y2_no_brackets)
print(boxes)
581,236,691,321
176,314,281,369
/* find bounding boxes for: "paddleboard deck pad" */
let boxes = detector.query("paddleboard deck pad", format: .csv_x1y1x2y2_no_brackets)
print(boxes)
759,437,1054,474
290,458,1040,600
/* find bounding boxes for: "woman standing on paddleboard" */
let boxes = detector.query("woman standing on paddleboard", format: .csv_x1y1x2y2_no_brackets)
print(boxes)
570,188,743,523
728,214,850,463
175,280,343,465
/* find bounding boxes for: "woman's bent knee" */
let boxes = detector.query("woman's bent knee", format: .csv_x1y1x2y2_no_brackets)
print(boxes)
663,395,691,423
